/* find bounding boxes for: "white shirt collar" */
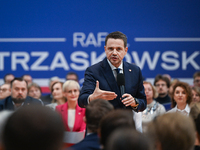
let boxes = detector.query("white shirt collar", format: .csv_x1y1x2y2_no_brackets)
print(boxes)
107,59,123,72
175,104,190,115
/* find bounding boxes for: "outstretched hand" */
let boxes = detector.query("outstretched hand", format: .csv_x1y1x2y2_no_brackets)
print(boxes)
89,81,117,102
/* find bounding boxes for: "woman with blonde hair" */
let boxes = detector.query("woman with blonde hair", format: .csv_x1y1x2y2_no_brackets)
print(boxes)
190,86,200,107
142,81,166,132
56,80,86,131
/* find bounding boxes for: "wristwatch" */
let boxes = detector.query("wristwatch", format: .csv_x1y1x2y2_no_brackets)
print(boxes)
134,98,139,105
132,98,139,109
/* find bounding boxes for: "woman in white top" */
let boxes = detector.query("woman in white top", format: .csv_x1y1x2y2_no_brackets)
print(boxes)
168,81,192,116
142,81,166,132
46,82,66,110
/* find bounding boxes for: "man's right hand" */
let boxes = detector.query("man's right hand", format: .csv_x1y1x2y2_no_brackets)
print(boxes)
88,80,117,102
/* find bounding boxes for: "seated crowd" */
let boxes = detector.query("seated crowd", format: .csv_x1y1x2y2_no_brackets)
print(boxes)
0,71,200,150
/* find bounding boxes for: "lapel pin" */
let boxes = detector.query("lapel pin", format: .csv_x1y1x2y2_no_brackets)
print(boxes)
78,112,81,115
129,69,132,72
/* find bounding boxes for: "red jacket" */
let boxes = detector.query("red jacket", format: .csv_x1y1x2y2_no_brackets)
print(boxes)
56,102,86,132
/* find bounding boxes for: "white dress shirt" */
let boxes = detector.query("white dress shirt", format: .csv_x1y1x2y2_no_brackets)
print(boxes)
167,104,190,116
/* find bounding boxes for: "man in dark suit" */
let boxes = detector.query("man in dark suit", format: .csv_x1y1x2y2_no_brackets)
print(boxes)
0,77,42,111
70,99,114,150
78,31,146,112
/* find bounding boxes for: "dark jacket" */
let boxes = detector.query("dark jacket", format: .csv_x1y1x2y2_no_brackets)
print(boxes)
0,96,43,111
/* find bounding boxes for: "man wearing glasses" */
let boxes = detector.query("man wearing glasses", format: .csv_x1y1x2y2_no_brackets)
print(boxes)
154,74,171,105
0,83,11,100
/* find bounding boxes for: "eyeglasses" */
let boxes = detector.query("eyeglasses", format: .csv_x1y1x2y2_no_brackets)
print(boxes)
155,84,166,87
0,88,9,92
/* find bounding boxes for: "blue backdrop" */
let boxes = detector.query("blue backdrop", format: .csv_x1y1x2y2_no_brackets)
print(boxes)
0,0,200,86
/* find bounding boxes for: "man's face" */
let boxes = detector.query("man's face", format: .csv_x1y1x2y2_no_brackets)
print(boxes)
194,76,200,87
0,84,11,99
11,80,27,103
23,75,32,85
104,38,128,68
66,74,78,82
155,80,169,97
5,75,14,84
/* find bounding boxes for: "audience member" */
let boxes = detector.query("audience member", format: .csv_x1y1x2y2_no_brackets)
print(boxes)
22,74,32,85
193,71,200,87
0,77,42,111
28,82,42,100
3,74,14,84
1,105,65,150
99,109,135,149
106,127,151,150
146,113,195,150
56,80,86,146
66,72,79,83
142,81,166,132
46,82,66,110
154,74,171,104
0,84,11,100
28,82,44,105
190,86,200,107
56,80,85,131
168,81,192,116
189,103,200,149
70,99,114,150
41,76,59,105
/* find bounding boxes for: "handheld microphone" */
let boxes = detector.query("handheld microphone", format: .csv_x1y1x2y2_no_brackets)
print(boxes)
117,73,126,108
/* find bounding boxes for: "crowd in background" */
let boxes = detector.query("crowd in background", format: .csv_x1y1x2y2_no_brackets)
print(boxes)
0,71,200,150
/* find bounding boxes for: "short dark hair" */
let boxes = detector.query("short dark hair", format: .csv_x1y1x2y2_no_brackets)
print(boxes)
66,72,79,81
154,74,170,88
147,113,195,150
3,73,14,83
86,99,114,133
193,71,200,79
10,77,28,88
105,31,127,48
28,82,42,94
99,109,135,147
2,105,65,150
21,74,31,79
171,81,192,108
106,127,151,150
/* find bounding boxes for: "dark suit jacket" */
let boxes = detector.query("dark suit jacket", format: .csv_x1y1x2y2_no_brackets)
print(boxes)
70,133,100,150
0,96,43,111
41,94,53,105
78,58,146,111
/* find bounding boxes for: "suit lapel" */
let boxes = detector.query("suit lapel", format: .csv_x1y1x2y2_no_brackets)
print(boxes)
100,58,120,94
6,97,15,110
